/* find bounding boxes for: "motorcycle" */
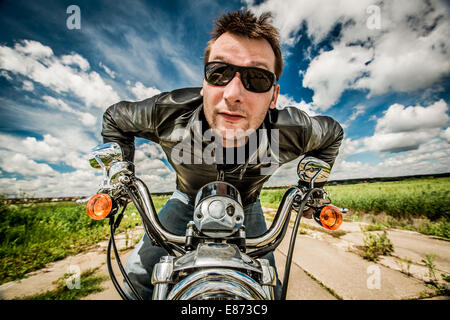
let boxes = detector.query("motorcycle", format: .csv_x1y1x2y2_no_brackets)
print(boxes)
86,142,344,300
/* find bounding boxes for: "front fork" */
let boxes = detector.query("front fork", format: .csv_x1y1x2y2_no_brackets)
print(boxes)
151,256,276,300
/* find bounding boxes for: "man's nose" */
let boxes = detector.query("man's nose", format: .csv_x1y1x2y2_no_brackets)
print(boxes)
223,72,244,104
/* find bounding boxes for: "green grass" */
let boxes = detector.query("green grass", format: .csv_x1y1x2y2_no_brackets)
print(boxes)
0,196,169,285
260,177,450,238
24,267,108,300
359,228,394,262
421,253,450,297
325,177,450,221
2,177,449,285
262,177,450,219
354,213,450,239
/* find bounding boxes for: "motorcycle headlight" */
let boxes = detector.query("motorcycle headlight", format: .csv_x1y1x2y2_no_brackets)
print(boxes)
167,268,269,300
194,181,242,205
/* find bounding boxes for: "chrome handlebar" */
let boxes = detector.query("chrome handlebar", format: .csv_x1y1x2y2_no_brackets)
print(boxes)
133,178,186,244
90,143,328,254
246,187,303,248
126,178,304,252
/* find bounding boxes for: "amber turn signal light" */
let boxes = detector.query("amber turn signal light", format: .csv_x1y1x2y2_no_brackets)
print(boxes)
87,193,112,220
319,205,342,230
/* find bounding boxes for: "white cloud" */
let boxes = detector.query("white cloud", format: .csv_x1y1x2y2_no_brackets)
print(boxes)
1,126,98,166
335,138,364,161
0,169,101,198
352,1,450,98
134,152,171,175
22,134,66,163
266,158,299,186
302,44,373,109
21,80,34,91
356,100,450,153
134,142,174,177
248,0,450,110
362,129,442,153
0,155,177,197
329,100,450,179
60,54,90,72
99,61,116,79
14,39,54,58
43,95,97,127
0,70,13,80
131,142,176,192
0,137,176,196
0,130,102,197
276,94,317,115
135,142,166,160
331,141,450,180
0,133,63,164
43,95,73,113
247,0,372,45
0,151,56,177
441,127,450,143
78,112,97,127
375,99,449,134
129,81,161,101
0,39,120,109
138,174,176,192
349,105,366,122
342,105,366,129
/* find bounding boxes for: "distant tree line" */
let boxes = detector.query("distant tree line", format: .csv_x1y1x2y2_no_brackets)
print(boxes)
2,172,449,203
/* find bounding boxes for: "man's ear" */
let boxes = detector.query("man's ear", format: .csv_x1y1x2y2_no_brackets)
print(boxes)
200,80,206,96
269,84,280,109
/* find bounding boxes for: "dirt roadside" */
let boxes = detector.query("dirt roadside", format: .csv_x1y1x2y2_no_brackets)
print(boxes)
1,209,449,300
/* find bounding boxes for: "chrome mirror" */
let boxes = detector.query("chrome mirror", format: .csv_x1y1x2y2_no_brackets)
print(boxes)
109,161,134,184
297,156,331,187
89,142,123,170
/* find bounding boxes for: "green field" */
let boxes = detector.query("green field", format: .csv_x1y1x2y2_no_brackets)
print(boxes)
1,177,449,285
261,177,450,219
0,196,170,285
260,177,450,238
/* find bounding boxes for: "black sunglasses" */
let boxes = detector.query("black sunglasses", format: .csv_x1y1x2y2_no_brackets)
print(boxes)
204,61,277,93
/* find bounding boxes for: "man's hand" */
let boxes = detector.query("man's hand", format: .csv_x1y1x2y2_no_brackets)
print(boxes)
301,197,331,219
302,207,314,219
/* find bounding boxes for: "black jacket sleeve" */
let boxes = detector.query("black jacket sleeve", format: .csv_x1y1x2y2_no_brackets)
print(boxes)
101,94,161,162
101,88,203,162
270,107,344,168
304,114,344,167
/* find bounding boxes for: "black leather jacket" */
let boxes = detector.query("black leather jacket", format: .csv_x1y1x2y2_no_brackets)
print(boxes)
102,87,344,205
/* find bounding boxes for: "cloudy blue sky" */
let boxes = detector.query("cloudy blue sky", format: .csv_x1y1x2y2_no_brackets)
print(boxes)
0,0,449,197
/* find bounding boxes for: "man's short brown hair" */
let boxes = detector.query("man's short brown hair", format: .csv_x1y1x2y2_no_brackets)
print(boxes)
204,10,283,81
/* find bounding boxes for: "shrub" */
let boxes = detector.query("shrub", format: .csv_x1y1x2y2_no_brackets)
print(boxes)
360,228,394,262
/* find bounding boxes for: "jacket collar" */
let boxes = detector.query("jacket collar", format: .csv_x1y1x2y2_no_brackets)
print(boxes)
187,104,277,180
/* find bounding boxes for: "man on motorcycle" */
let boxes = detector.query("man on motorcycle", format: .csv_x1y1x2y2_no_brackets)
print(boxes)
101,10,344,300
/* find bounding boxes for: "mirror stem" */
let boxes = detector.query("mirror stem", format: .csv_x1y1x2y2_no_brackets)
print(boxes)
95,155,110,187
310,168,322,189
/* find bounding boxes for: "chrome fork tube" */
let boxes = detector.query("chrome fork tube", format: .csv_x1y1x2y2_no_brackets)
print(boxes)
152,256,175,300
